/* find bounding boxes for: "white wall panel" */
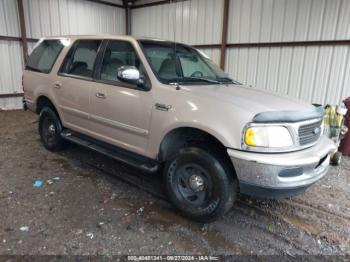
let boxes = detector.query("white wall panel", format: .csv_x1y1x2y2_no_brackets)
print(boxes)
225,45,350,105
0,0,23,110
225,0,350,105
0,0,20,37
132,0,224,45
24,0,125,38
27,42,37,54
228,0,350,43
0,41,24,110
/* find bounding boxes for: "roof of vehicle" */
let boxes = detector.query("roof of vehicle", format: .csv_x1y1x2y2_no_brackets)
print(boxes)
39,35,191,47
41,35,172,42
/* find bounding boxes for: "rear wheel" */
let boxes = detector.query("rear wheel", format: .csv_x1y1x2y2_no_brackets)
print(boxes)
163,146,237,222
39,107,65,151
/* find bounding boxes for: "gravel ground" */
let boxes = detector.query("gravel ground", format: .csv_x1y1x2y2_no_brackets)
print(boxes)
0,110,349,256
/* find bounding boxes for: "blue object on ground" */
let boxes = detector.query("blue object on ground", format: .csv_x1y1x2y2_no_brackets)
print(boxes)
52,177,60,181
33,180,44,188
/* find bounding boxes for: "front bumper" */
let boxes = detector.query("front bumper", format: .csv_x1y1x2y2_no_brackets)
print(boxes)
227,136,337,198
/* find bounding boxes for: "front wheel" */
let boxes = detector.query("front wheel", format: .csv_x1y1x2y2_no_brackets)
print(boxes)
330,151,342,166
163,146,237,223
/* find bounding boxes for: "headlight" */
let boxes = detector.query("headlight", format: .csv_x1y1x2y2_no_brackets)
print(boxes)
243,125,294,149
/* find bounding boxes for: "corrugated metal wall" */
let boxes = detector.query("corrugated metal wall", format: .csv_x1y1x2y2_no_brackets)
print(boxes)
132,0,223,45
0,0,20,37
0,0,23,110
132,0,350,105
131,0,223,65
196,48,221,66
0,40,24,110
226,45,350,105
226,0,350,105
24,0,125,38
0,0,125,110
228,0,350,43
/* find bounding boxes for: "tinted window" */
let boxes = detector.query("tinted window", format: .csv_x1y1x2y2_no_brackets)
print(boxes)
142,45,177,80
100,40,141,81
26,40,64,74
61,40,101,78
140,40,232,84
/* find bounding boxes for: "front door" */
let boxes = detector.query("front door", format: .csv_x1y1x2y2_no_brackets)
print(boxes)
89,40,154,155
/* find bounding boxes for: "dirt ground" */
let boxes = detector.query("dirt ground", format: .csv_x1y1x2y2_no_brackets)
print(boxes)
0,110,349,257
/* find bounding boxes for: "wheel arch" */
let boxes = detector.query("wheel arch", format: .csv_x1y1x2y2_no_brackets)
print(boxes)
158,126,237,178
36,96,62,122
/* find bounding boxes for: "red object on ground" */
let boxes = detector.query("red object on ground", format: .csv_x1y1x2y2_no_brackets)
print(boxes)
339,97,350,156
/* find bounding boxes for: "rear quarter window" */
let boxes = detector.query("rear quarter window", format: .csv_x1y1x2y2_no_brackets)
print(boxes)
26,40,64,74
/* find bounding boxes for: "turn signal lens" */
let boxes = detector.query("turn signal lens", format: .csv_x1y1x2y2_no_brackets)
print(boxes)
244,128,256,146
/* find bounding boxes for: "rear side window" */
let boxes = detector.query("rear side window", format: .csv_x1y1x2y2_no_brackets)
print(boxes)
60,40,102,78
26,40,64,74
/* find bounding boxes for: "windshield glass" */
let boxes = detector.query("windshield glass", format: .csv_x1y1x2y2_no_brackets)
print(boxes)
139,40,239,85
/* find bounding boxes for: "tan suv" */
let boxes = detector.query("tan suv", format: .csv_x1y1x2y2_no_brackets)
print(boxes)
23,35,336,222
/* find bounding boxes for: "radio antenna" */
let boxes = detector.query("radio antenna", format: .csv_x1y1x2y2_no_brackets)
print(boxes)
170,0,180,90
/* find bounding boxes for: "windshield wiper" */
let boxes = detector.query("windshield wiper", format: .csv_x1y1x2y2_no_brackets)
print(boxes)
167,77,220,84
216,77,241,85
186,77,221,84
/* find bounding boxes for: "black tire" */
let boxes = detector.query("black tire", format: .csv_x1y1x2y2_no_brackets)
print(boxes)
163,146,237,223
38,107,65,151
330,151,342,166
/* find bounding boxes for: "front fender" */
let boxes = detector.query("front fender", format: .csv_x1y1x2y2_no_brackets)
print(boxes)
146,93,253,159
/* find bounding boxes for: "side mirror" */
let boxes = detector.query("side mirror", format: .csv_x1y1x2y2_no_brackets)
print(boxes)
117,66,147,89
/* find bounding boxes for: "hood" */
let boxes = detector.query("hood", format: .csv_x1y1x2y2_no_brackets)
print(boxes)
182,84,314,116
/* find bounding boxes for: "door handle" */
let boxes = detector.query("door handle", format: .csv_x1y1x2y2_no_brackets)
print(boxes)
96,92,106,99
53,82,62,89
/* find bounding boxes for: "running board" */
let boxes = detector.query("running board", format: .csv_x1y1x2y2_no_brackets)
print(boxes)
61,129,160,173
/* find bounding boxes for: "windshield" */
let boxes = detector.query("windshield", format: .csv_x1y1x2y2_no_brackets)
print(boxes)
139,40,239,85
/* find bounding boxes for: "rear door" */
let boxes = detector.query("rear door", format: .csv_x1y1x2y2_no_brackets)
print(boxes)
88,40,154,155
55,39,102,134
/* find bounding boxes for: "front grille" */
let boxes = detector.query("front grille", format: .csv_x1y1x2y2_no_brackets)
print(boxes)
298,120,322,146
